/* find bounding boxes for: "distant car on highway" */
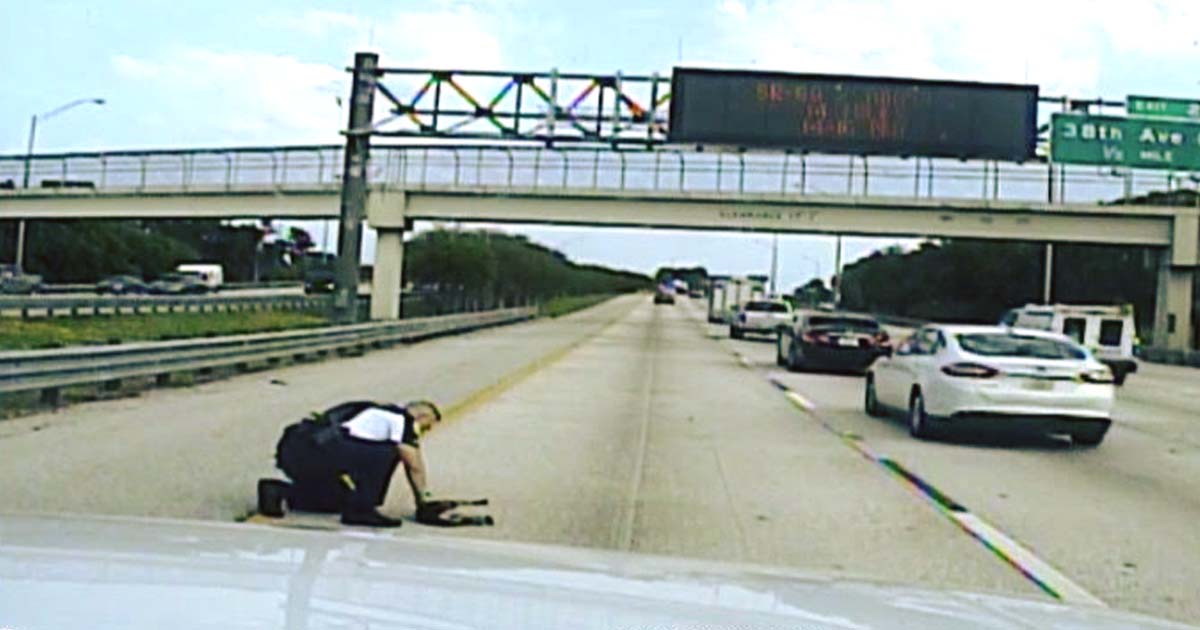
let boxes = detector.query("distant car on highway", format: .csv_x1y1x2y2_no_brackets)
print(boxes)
730,300,792,339
653,286,675,304
1000,303,1138,385
95,274,149,295
865,325,1114,445
0,264,43,295
303,269,336,294
147,273,209,295
776,311,888,371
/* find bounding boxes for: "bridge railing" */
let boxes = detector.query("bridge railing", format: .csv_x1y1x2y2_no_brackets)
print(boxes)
1,144,1192,205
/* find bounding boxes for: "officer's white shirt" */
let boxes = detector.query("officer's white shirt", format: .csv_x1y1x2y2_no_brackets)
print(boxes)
341,407,410,443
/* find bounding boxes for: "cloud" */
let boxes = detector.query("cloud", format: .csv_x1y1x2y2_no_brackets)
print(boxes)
718,0,748,20
108,3,508,144
109,49,346,143
708,0,1197,96
112,54,162,80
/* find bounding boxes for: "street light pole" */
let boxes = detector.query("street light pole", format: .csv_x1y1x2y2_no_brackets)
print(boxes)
15,97,105,269
769,233,779,295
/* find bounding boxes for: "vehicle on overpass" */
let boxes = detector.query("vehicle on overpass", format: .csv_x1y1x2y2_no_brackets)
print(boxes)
147,272,209,295
707,275,766,324
999,304,1138,385
730,299,793,339
1,512,1192,630
865,325,1114,445
0,264,43,295
671,279,689,295
176,264,224,292
777,311,888,372
95,274,149,295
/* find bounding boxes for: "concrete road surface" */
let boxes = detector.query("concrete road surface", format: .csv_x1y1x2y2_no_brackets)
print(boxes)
722,307,1200,624
0,296,637,520
2,294,1197,624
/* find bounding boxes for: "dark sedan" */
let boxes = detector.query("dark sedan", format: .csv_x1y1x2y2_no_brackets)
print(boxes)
96,275,149,295
147,273,208,295
776,311,890,373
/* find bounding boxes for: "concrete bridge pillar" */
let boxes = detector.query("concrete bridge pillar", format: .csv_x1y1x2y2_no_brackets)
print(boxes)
366,188,409,321
370,229,404,320
1153,262,1195,351
1154,212,1199,351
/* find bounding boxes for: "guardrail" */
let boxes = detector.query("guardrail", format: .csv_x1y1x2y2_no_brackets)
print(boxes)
0,293,328,318
1135,345,1200,368
0,306,536,403
2,143,1194,206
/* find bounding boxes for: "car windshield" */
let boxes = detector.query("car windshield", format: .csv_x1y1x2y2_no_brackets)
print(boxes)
744,301,788,312
956,332,1087,360
5,4,1196,628
808,316,879,331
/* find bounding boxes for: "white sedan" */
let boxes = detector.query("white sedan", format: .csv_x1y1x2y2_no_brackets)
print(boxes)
865,325,1115,445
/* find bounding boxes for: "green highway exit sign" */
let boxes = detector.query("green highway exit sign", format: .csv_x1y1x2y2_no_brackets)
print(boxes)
1050,113,1200,171
1127,95,1200,121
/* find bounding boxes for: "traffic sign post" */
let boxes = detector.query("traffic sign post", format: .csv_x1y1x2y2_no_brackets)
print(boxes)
1050,113,1200,171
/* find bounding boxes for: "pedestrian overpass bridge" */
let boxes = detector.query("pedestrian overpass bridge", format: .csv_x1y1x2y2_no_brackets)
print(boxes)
1,144,1196,349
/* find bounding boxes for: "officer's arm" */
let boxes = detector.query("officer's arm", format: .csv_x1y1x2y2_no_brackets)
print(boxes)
398,443,430,505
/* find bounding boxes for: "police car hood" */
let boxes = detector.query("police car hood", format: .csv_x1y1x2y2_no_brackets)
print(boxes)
0,513,1193,630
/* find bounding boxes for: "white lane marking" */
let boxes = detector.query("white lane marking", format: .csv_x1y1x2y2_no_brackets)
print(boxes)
785,391,816,411
951,512,1106,607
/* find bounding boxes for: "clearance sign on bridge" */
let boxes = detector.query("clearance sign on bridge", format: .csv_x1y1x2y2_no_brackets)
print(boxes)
667,68,1040,162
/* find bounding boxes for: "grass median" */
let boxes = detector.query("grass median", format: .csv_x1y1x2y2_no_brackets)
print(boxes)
0,310,332,351
539,294,623,318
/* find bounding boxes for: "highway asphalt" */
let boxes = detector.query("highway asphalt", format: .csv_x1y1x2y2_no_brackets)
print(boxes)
0,294,1196,623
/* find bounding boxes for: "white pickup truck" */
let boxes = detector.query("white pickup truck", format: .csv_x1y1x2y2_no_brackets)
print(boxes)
730,300,794,339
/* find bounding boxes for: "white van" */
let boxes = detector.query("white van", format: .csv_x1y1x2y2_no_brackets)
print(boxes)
999,303,1138,385
175,264,224,292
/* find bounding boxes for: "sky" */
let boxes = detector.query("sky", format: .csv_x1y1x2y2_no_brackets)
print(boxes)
2,0,1198,290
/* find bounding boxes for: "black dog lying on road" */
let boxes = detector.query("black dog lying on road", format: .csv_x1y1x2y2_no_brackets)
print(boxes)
416,498,495,527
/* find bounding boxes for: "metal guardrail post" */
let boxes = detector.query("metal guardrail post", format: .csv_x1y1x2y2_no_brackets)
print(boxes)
316,149,325,184
618,151,626,190
532,149,541,189
139,156,148,192
452,148,461,186
800,155,807,194
99,155,108,188
677,151,685,191
269,153,279,188
560,150,569,188
224,154,233,191
715,152,724,192
737,153,745,194
780,152,790,194
504,147,514,188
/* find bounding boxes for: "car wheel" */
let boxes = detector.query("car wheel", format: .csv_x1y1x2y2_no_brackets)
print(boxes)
908,389,932,439
785,341,803,372
1112,369,1127,386
1072,422,1109,447
865,375,884,418
730,327,743,339
775,333,787,366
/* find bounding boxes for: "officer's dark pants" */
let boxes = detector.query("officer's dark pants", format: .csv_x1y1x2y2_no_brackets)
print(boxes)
331,436,401,512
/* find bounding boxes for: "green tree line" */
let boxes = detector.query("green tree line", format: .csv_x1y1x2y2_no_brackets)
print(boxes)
404,228,649,308
840,240,1159,332
0,219,310,283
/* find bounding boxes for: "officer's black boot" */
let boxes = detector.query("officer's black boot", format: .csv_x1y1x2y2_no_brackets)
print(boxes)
257,479,290,517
